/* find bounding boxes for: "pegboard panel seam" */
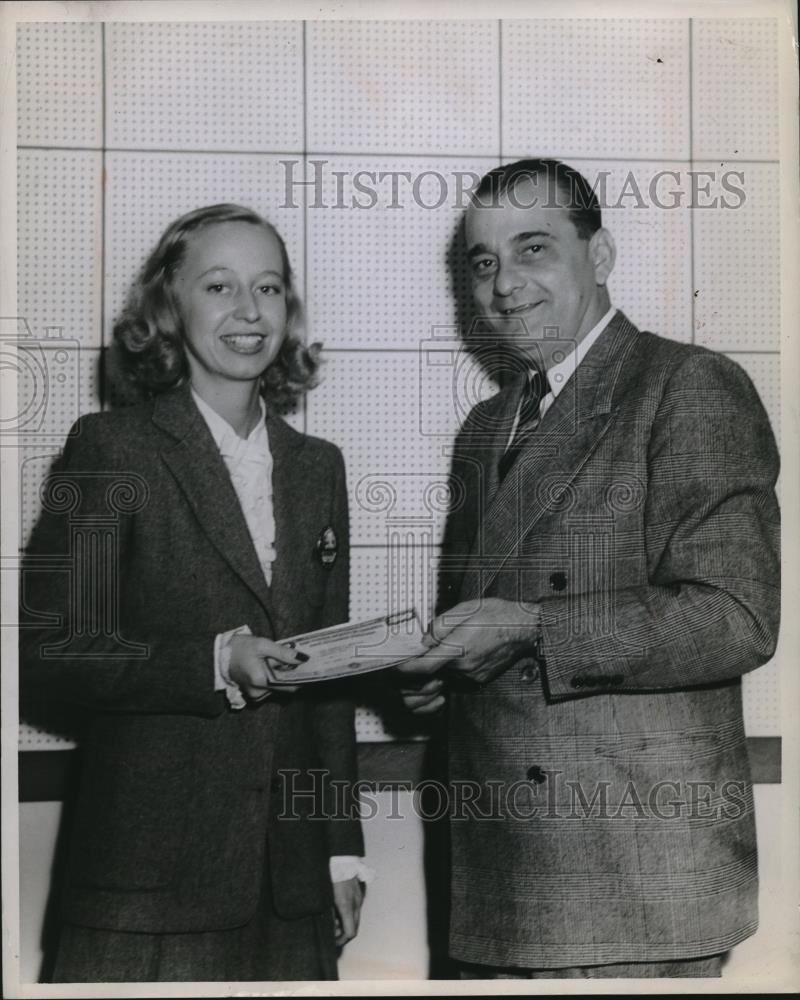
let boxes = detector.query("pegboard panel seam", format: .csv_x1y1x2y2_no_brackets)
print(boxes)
17,144,103,152
324,348,439,354
498,19,503,158
99,22,108,394
17,147,782,164
688,18,696,344
301,22,308,434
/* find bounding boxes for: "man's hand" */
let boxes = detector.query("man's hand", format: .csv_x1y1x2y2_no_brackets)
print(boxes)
228,636,304,701
395,598,541,700
332,876,364,946
396,676,446,715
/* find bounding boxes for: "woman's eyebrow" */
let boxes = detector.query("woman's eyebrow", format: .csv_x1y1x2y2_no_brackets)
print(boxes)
196,266,284,279
197,265,232,278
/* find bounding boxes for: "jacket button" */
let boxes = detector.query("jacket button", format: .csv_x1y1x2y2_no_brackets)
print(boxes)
520,663,539,683
549,571,567,592
526,765,547,784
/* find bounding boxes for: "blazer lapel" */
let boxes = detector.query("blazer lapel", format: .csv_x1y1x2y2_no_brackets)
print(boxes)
451,373,524,547
153,386,276,622
458,312,641,603
265,415,319,638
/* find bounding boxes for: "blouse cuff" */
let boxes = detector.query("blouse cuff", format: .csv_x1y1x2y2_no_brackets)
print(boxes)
214,625,252,711
329,855,375,885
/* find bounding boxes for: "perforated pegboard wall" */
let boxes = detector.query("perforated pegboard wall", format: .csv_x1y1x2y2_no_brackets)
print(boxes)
305,155,499,349
502,19,690,161
105,22,303,152
18,150,103,346
309,352,498,546
16,22,102,148
692,19,780,161
693,162,780,351
306,21,499,156
16,18,784,747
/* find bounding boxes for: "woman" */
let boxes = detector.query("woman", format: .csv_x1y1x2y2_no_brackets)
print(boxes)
21,204,366,982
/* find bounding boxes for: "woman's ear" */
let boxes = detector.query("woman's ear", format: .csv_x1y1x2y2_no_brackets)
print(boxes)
589,228,616,286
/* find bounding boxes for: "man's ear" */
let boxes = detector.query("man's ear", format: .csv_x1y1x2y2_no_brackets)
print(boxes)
589,228,616,286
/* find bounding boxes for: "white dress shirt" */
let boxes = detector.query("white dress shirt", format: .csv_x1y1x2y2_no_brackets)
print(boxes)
506,306,617,446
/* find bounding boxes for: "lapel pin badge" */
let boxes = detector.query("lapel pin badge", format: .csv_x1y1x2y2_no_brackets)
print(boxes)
316,526,338,569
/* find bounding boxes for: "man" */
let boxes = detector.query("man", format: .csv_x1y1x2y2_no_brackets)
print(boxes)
397,159,780,978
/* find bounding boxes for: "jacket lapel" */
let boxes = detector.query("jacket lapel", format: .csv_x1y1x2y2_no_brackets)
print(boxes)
154,386,276,622
266,415,320,638
458,312,641,603
450,374,524,551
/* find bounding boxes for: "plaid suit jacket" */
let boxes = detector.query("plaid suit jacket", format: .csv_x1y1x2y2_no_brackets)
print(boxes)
440,311,780,968
21,384,363,933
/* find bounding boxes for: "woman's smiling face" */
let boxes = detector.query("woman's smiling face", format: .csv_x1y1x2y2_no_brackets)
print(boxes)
171,220,288,395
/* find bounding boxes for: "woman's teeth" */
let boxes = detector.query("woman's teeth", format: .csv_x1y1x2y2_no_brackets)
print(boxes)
221,334,265,351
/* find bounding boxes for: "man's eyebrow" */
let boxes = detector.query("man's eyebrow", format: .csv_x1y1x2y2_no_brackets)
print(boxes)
467,231,554,259
467,243,493,260
512,230,553,244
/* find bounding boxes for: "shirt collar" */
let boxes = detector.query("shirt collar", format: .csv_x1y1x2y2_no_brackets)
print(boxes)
191,388,268,459
543,306,617,400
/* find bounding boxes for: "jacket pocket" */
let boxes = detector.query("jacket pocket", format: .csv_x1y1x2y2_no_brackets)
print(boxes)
68,718,196,892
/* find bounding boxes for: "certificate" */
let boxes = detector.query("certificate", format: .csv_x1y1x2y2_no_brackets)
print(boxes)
265,608,428,685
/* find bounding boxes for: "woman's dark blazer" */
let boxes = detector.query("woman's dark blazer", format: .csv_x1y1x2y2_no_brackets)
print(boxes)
20,384,363,934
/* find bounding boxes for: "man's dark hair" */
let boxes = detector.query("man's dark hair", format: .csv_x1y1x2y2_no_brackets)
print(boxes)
473,158,602,240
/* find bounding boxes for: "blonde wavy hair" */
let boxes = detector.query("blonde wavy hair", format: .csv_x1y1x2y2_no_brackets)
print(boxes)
111,204,319,411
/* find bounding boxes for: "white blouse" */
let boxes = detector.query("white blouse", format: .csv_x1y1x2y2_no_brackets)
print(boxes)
192,389,276,586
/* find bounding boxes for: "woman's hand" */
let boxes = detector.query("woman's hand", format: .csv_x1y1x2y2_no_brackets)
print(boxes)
332,876,364,946
228,636,306,701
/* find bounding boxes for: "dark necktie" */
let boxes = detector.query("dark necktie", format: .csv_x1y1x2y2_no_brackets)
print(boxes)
497,368,549,483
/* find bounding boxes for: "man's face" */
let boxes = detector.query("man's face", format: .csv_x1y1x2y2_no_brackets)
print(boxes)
465,176,614,366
